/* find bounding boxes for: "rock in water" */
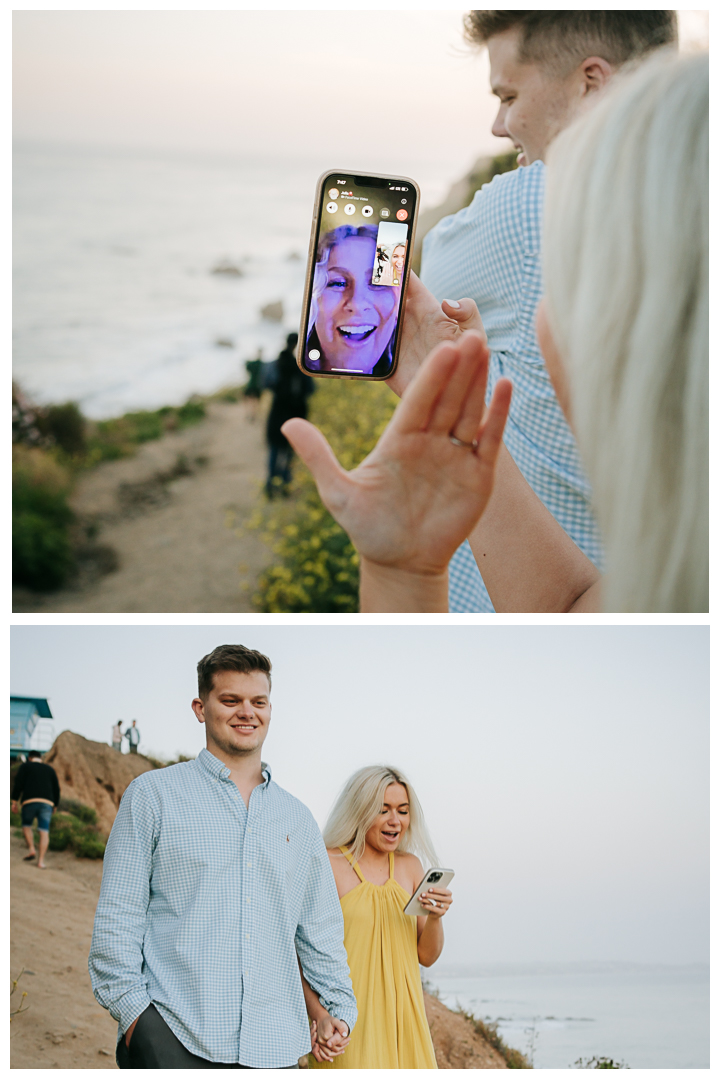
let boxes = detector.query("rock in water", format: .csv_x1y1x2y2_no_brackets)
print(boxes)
260,300,284,322
43,731,156,836
210,259,244,277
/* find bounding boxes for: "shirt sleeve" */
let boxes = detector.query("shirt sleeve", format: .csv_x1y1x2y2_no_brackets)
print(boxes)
295,825,358,1033
88,778,157,1032
11,763,26,802
51,767,60,807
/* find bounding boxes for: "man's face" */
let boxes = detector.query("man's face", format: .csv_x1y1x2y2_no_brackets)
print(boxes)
487,27,580,165
192,669,272,760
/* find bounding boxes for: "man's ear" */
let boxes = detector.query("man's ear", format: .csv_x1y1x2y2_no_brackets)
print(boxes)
580,56,614,96
191,697,206,724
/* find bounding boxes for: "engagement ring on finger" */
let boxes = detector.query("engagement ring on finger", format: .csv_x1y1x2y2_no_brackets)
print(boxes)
449,434,478,450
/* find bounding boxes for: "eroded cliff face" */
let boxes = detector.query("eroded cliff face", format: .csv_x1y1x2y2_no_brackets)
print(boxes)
44,730,156,835
423,992,509,1068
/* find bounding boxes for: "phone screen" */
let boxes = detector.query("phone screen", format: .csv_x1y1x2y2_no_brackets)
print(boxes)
300,173,419,379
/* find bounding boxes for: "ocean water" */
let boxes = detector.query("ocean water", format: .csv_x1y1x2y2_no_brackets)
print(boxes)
13,143,453,419
428,962,709,1069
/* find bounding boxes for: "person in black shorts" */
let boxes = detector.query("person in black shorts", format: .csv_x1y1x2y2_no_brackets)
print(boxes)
11,750,60,869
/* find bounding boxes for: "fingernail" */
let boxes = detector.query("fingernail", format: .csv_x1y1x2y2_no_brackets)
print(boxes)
443,298,461,308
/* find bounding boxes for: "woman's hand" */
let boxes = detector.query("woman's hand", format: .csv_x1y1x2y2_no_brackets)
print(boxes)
388,273,487,397
282,331,512,607
418,887,453,919
309,1017,350,1063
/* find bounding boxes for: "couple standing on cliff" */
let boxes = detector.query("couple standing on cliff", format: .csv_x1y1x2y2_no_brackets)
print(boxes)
88,644,452,1069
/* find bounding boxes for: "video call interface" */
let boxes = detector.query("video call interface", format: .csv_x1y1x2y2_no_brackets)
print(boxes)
303,177,417,377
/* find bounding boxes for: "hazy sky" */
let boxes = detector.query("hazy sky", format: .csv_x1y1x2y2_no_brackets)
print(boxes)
12,10,709,202
11,625,709,967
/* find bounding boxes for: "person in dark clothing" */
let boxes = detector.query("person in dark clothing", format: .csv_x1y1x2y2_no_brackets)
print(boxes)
11,750,61,869
265,332,314,497
243,347,264,422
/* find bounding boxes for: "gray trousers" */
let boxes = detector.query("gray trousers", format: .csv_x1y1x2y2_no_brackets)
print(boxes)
116,1004,299,1069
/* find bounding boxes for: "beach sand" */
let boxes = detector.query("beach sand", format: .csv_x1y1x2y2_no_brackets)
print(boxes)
13,400,272,614
10,830,119,1068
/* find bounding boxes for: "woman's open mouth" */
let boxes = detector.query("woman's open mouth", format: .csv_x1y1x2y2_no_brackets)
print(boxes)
382,830,400,841
337,324,377,344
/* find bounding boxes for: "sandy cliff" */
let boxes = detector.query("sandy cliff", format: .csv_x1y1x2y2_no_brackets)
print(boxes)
43,730,155,835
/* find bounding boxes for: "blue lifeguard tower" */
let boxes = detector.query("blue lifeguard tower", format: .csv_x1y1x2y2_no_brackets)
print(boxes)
10,696,54,760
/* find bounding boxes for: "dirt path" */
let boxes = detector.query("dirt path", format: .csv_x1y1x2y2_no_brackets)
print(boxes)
13,401,273,613
10,830,119,1068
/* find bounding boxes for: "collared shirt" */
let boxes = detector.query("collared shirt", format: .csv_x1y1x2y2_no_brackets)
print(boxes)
421,161,604,612
88,750,357,1067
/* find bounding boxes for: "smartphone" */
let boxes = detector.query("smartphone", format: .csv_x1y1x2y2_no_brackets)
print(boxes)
297,169,420,381
403,867,455,917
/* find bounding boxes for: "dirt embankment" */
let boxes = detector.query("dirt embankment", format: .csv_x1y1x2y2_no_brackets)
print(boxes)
13,399,272,614
44,730,156,836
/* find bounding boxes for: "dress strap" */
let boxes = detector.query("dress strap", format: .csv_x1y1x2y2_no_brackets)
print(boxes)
388,851,395,879
340,845,366,883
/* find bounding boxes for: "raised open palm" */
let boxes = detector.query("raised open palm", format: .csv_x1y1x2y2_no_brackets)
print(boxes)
282,331,512,577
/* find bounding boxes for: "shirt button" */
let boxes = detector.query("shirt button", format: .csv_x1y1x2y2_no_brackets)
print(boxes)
247,862,252,868
246,898,251,903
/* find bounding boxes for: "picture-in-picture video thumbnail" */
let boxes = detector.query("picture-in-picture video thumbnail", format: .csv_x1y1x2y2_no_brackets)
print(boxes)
304,220,409,377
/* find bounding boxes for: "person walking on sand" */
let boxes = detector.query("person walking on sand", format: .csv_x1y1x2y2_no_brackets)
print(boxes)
89,644,356,1068
305,765,452,1069
124,719,140,754
11,749,60,869
111,721,123,753
243,347,264,422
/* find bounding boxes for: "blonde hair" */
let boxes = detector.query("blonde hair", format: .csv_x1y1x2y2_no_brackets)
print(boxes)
323,765,439,868
544,52,708,612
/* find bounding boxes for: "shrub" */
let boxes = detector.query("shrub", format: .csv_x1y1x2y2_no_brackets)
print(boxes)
46,805,106,858
36,401,87,456
58,798,98,825
250,378,397,612
10,810,21,827
12,446,75,590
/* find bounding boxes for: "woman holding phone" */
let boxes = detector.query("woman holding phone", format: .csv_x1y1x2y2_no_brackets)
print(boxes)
303,765,452,1068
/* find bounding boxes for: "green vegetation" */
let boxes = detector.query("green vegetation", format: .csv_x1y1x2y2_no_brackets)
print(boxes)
10,971,30,1022
458,1011,532,1069
249,378,397,612
12,382,206,592
11,799,106,859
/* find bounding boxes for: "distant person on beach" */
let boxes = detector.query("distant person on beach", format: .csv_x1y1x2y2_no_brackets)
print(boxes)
111,721,123,753
124,720,140,754
243,347,264,422
89,643,356,1068
266,332,314,497
11,750,60,869
283,52,707,613
403,11,679,611
306,765,451,1069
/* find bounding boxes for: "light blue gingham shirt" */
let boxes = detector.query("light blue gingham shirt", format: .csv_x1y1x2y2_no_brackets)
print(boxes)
88,750,357,1067
421,160,604,612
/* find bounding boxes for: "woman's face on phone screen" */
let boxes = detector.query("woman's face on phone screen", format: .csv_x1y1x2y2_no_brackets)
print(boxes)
315,236,399,372
392,246,406,273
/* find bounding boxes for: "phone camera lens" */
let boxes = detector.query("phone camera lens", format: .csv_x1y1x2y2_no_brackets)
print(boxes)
428,872,442,884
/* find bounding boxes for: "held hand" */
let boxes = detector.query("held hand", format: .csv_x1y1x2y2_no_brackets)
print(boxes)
388,273,487,397
310,1017,349,1062
419,887,453,919
282,331,512,579
11,801,18,814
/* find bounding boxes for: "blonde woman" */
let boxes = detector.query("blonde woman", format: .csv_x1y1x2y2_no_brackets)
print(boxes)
302,766,451,1068
283,52,708,613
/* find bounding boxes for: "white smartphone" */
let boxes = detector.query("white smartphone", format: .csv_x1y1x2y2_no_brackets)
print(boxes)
403,867,455,917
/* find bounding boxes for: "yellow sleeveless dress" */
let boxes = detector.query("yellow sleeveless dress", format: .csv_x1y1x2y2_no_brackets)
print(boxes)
310,847,437,1069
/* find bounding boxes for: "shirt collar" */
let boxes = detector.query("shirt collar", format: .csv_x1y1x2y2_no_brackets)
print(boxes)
197,748,272,787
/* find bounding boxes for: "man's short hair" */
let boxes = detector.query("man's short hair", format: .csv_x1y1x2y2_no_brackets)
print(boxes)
197,644,272,700
28,750,43,760
464,11,678,76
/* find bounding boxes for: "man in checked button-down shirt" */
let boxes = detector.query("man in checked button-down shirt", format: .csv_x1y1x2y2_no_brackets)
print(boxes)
89,644,357,1068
